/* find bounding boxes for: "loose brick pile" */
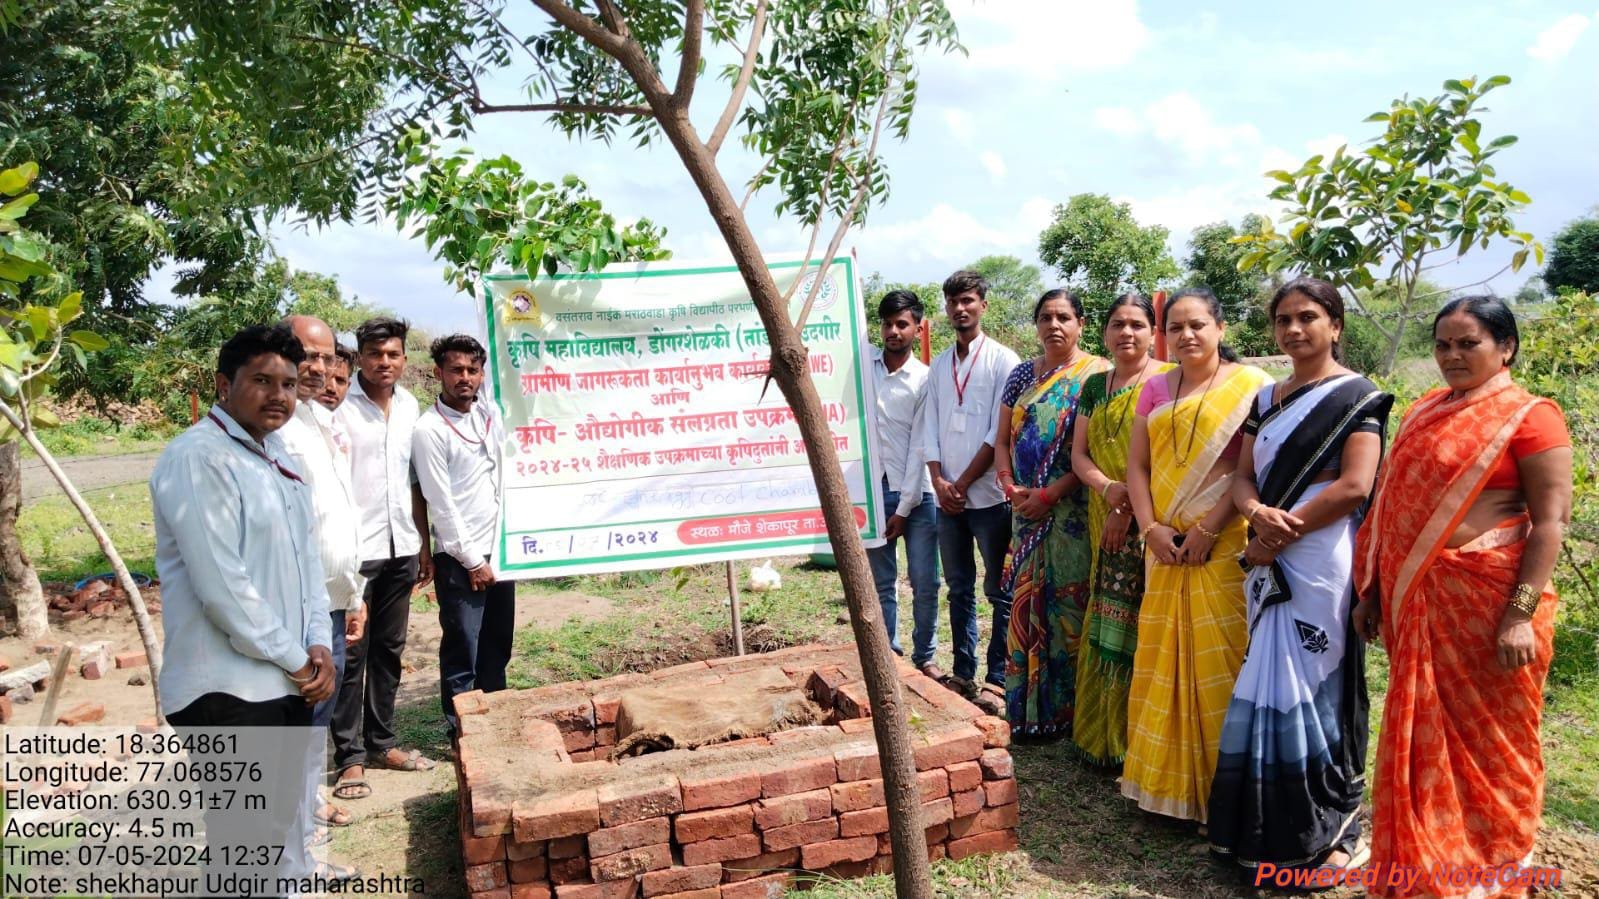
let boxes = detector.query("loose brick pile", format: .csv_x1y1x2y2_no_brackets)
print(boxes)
452,644,1019,898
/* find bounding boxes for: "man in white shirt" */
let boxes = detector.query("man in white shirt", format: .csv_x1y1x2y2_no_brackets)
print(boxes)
868,290,940,676
279,316,367,830
920,270,1021,699
149,323,334,878
411,335,512,736
318,342,356,411
332,317,437,800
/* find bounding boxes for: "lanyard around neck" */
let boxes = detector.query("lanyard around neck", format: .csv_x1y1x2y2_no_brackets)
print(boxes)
436,400,487,445
208,412,304,483
952,335,986,406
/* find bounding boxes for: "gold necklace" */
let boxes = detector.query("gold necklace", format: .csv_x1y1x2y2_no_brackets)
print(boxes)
1171,364,1221,467
1102,357,1151,442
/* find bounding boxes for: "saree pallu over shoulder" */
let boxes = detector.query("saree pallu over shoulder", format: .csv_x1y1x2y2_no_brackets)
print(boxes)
1355,371,1561,898
1121,365,1273,821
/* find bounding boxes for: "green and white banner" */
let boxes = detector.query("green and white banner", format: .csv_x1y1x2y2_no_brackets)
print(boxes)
481,256,882,578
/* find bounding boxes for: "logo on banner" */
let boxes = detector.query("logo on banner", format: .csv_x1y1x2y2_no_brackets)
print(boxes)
505,288,542,325
797,271,839,312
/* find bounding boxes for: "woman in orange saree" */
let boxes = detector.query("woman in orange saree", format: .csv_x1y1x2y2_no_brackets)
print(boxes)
1354,297,1572,899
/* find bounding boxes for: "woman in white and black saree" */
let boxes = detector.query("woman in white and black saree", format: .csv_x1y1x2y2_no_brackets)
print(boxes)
1207,278,1392,875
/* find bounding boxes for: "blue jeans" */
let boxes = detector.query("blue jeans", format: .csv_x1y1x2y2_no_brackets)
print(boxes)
937,502,1013,685
865,482,940,666
311,609,347,729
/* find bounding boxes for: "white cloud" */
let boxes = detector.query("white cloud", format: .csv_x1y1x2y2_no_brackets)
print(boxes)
942,108,975,148
979,150,1007,183
1527,13,1591,60
854,197,1051,269
1092,106,1143,137
956,0,1149,75
1090,92,1263,167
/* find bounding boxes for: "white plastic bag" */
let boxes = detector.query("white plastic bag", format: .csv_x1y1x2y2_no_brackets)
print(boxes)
748,560,782,592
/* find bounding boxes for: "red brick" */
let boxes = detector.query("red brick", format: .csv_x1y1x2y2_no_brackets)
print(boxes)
984,778,1017,807
912,725,984,770
549,856,591,884
945,761,982,794
467,862,510,892
829,779,883,813
972,715,1010,748
563,728,597,753
948,803,1019,839
760,756,835,798
978,748,1013,781
920,797,954,827
588,817,668,857
514,790,600,844
56,702,106,726
512,884,553,899
767,725,832,747
681,833,761,867
653,890,719,899
473,890,511,899
549,836,587,859
475,787,515,836
951,788,984,818
595,726,617,747
917,768,949,800
523,719,568,752
720,848,798,882
928,843,948,862
592,695,622,726
836,717,874,734
80,657,111,680
675,805,754,843
801,835,876,869
831,743,880,782
641,863,721,896
114,651,148,669
465,832,508,865
570,749,602,763
838,807,888,837
804,666,848,705
699,736,771,754
761,817,837,852
554,882,638,899
510,857,549,883
718,873,792,899
591,843,671,882
752,789,830,830
833,682,873,719
650,659,711,679
924,823,949,845
508,840,547,861
681,771,762,811
598,775,682,826
946,828,1018,860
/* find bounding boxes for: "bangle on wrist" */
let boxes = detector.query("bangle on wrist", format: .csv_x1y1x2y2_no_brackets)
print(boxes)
1140,522,1159,542
1245,500,1263,521
1508,582,1540,617
1101,480,1119,499
1195,523,1221,541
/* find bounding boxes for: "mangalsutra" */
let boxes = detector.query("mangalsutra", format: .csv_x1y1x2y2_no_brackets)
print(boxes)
1171,364,1221,467
1102,357,1151,442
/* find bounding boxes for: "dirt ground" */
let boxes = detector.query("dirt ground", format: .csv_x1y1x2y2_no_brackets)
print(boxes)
20,450,160,502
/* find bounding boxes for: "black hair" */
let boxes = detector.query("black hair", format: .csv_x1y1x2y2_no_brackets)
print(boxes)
1434,295,1519,365
430,334,487,367
1165,285,1238,362
1104,292,1156,330
1032,288,1084,323
217,324,305,381
333,342,357,369
942,269,988,300
878,289,925,323
355,316,410,352
1270,277,1346,361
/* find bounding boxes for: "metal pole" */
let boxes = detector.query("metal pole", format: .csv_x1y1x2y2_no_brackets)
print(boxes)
1152,289,1169,361
725,560,745,655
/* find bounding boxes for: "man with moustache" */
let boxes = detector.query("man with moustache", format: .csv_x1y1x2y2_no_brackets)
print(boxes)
332,317,436,801
278,316,367,828
411,335,511,736
320,343,357,411
867,290,940,673
148,324,333,882
919,270,1020,700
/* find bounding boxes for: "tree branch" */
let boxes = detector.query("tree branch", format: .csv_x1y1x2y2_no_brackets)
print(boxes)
594,0,631,40
707,0,767,156
674,0,705,107
528,0,629,58
470,99,654,117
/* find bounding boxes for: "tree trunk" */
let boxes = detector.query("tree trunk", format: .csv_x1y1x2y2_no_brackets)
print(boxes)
651,105,933,898
0,441,49,639
0,401,165,721
1378,316,1408,376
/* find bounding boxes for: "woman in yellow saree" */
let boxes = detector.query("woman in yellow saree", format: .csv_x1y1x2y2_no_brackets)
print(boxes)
1069,293,1170,764
1354,297,1571,898
1122,287,1273,822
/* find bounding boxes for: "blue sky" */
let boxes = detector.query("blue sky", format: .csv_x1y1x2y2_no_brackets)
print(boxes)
236,0,1599,335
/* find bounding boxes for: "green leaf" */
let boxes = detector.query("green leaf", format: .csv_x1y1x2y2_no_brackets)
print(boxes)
69,329,110,351
0,192,38,221
0,162,38,195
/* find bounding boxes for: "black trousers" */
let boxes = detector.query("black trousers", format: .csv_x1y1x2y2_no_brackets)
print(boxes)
167,692,314,886
435,553,515,734
331,555,417,771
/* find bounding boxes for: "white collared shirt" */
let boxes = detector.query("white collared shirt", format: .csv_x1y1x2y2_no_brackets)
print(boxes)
413,399,504,571
919,333,1020,510
278,401,366,611
337,376,422,561
870,347,931,517
150,406,333,714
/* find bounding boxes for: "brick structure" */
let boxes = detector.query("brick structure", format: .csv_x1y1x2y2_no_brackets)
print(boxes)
453,644,1019,897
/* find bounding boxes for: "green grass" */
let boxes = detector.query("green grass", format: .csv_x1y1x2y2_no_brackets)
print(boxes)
18,482,157,583
799,853,1030,898
26,416,177,457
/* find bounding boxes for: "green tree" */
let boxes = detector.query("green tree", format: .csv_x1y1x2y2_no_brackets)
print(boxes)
1235,75,1541,374
1185,215,1270,319
966,254,1043,354
1037,194,1179,324
167,3,962,888
1544,216,1599,296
